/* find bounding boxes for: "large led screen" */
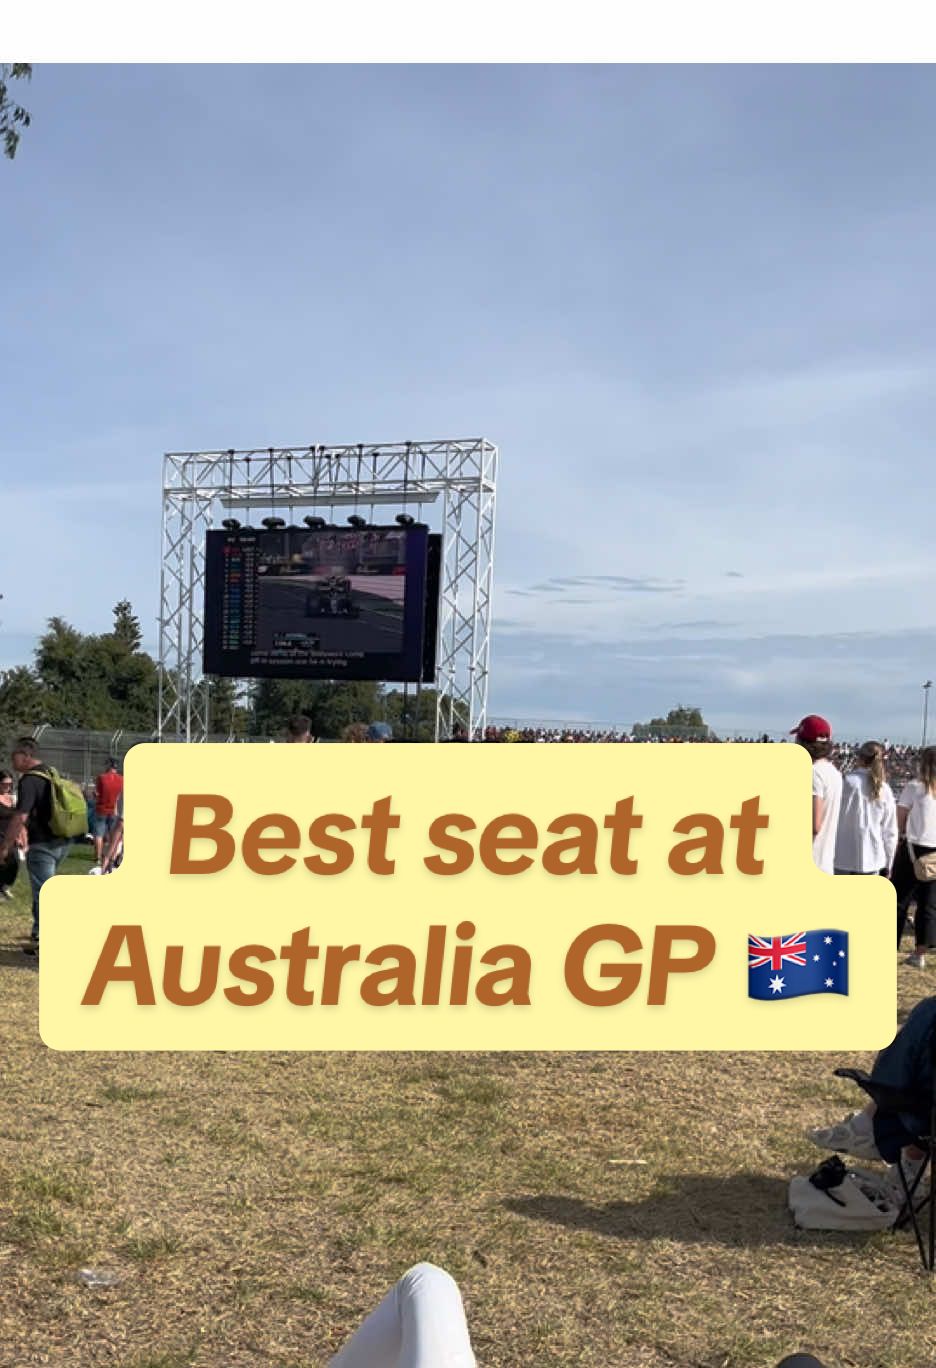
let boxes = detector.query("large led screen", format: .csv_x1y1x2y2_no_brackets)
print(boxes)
203,525,434,682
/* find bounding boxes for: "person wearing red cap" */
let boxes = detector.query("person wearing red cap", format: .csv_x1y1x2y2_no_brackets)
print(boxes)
792,715,842,875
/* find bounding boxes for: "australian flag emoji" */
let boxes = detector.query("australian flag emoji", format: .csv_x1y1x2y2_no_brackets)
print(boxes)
748,930,848,1001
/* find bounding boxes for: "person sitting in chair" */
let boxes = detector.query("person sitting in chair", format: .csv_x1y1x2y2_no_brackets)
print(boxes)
809,994,936,1165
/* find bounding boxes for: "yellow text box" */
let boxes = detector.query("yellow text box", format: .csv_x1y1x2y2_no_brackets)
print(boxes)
40,743,896,1051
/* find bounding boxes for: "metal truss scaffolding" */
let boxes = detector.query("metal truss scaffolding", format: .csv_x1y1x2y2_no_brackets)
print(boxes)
158,439,497,742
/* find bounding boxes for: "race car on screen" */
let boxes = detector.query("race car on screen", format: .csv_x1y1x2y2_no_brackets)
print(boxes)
305,576,360,619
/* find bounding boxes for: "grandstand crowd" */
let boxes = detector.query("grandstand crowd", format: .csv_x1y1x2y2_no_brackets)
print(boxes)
479,725,925,785
482,725,781,743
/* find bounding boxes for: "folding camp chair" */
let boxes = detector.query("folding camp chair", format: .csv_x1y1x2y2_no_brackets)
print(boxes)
834,1050,936,1271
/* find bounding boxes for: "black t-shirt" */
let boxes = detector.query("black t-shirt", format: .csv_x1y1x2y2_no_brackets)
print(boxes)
16,769,55,844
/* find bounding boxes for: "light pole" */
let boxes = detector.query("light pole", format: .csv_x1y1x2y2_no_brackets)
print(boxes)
923,681,933,750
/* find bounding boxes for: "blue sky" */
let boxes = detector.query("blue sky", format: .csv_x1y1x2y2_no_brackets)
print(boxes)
2,64,934,738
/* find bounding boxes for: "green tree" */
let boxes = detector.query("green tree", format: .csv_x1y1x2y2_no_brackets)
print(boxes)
0,665,48,733
383,687,439,741
207,678,245,736
251,679,382,739
636,705,711,739
647,705,706,731
111,599,143,652
1,64,32,160
34,617,89,724
2,604,159,731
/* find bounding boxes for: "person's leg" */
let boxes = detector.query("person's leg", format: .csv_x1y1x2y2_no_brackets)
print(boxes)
92,815,106,866
24,841,69,944
26,844,54,941
0,854,19,900
869,1111,923,1164
329,1264,476,1368
809,1100,880,1158
328,1280,402,1367
395,1264,476,1368
101,819,124,874
892,841,916,947
897,899,914,950
870,999,936,1160
914,862,936,952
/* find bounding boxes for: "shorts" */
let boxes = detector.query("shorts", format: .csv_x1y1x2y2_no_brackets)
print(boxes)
92,814,118,840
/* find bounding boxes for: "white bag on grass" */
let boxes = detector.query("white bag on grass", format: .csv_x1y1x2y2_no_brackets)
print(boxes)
789,1156,899,1232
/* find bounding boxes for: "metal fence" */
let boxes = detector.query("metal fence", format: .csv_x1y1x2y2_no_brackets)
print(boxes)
0,726,263,786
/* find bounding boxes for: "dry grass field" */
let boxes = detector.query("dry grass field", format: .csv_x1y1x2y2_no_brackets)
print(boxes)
1,848,933,1368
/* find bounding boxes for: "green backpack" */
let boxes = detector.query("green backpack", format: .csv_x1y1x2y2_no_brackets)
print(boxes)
34,765,89,839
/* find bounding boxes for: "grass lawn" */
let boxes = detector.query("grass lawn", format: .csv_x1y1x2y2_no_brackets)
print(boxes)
0,848,934,1367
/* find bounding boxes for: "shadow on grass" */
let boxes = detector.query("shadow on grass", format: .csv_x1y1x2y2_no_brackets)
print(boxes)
504,1173,901,1250
0,941,37,971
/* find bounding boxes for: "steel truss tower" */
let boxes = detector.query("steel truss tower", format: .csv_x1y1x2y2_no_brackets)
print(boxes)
158,439,497,742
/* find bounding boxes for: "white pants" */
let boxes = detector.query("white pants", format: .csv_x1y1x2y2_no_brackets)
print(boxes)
328,1263,477,1368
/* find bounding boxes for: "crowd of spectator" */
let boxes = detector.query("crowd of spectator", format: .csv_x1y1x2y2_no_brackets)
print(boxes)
835,740,921,791
480,725,760,743
480,723,925,773
482,725,632,743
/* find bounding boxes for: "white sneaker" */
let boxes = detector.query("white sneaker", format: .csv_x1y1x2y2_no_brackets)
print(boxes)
808,1110,883,1162
905,952,927,969
87,865,103,876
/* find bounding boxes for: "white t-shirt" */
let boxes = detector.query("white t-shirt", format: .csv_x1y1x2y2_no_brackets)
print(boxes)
834,769,897,873
897,780,936,847
812,758,843,875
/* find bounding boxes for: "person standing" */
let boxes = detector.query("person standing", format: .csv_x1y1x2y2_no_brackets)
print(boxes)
893,746,936,967
100,789,124,874
92,758,123,869
0,738,70,954
0,770,21,901
792,715,842,875
834,741,898,877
